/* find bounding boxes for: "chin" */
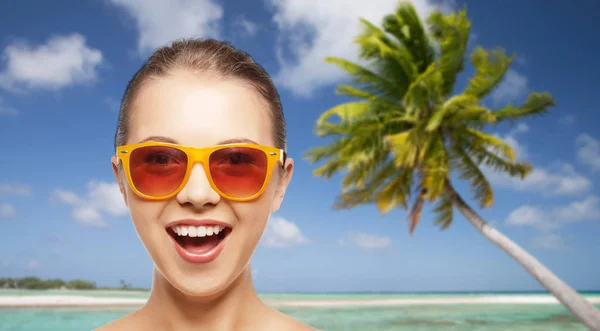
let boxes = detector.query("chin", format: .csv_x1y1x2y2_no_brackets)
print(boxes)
165,267,239,298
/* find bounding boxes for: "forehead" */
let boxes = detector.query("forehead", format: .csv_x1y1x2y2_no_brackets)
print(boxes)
127,71,273,147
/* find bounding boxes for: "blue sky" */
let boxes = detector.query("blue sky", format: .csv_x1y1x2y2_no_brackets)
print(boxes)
1,0,599,293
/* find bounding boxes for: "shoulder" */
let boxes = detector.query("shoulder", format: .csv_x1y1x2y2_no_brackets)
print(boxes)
263,307,321,331
92,309,148,331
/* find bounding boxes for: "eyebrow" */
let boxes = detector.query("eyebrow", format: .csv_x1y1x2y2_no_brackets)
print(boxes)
137,136,259,146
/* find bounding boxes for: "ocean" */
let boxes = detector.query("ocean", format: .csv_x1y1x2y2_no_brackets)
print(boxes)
1,290,599,330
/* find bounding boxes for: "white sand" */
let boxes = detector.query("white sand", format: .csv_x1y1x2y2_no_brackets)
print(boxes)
0,296,146,308
1,295,599,308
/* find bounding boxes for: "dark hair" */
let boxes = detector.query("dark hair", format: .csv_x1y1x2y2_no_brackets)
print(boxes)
114,38,286,151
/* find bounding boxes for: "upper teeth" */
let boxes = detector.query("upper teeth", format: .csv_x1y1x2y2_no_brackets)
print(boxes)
172,225,223,237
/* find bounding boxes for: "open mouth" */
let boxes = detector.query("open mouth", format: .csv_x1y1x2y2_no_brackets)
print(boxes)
167,225,232,260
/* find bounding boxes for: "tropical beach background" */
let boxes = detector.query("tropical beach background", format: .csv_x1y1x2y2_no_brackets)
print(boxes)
1,0,600,330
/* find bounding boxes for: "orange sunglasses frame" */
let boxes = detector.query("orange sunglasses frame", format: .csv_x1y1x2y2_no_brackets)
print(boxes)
115,141,287,202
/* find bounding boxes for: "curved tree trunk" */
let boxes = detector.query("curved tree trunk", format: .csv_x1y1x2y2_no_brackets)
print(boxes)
447,186,600,330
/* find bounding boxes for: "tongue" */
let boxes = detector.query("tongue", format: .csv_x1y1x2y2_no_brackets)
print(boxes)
180,235,220,255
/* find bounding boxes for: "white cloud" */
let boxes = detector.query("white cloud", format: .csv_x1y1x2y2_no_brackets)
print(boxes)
87,181,129,216
488,163,591,197
554,196,600,224
491,69,528,104
483,126,591,197
52,180,128,227
349,233,392,250
576,133,600,172
0,34,103,91
492,123,529,160
72,205,104,227
0,97,18,116
505,196,600,231
261,216,309,248
505,205,551,230
0,183,31,196
268,0,450,97
532,233,570,251
234,17,259,37
107,0,223,55
0,203,16,219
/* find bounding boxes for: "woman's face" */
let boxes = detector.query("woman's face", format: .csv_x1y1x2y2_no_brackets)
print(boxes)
111,71,293,297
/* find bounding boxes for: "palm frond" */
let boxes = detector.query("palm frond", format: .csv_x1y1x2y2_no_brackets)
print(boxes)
463,128,517,162
382,2,435,73
464,47,514,99
314,102,371,137
420,134,449,200
335,159,403,210
468,145,533,179
426,94,479,131
355,18,418,88
494,92,555,122
408,187,426,234
342,149,389,191
403,63,443,115
325,57,404,101
447,104,496,127
451,146,494,208
374,166,414,213
384,129,419,167
433,189,453,230
427,8,471,97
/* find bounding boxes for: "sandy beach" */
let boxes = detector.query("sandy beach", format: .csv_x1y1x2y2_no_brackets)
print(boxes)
1,294,599,308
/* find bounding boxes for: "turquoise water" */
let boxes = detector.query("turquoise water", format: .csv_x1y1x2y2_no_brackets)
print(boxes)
1,290,599,330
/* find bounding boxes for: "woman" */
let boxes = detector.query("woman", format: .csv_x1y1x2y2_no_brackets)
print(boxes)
97,39,317,331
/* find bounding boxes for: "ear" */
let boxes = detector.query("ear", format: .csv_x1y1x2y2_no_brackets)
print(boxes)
111,155,129,207
270,158,294,213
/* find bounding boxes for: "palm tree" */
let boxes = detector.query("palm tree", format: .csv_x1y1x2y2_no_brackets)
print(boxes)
304,3,600,329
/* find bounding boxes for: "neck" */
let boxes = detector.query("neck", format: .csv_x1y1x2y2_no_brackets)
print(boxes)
142,266,265,331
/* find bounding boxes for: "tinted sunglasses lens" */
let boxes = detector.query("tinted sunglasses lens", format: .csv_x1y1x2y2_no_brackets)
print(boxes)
209,147,268,198
129,146,188,196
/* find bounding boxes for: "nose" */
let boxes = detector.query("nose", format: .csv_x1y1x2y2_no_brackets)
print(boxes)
176,164,221,208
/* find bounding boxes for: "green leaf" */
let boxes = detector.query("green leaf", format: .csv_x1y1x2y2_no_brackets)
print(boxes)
384,130,419,167
382,2,435,73
374,167,413,213
465,128,516,162
468,145,533,179
420,134,449,200
464,47,514,98
494,92,555,122
427,8,471,97
315,102,370,137
451,146,494,208
325,57,403,100
355,18,418,84
426,94,479,131
433,190,453,230
403,63,443,115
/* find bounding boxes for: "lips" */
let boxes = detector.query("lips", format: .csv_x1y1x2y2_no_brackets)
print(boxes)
166,220,232,263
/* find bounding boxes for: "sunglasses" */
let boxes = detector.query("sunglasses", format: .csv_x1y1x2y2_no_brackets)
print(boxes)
115,141,287,201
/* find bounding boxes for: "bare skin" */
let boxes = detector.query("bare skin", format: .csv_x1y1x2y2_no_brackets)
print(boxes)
96,71,317,331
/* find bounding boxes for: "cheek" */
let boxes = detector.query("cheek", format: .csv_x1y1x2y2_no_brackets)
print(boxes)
127,195,165,237
232,191,275,244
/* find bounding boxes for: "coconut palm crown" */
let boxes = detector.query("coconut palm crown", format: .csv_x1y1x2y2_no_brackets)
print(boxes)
305,3,554,234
